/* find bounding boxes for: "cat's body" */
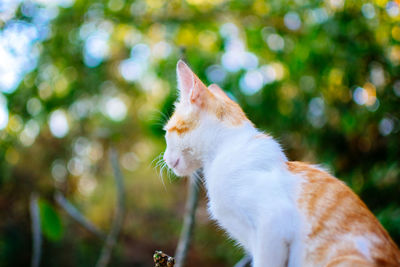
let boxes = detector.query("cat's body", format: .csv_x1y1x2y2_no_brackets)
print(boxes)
204,127,399,267
163,60,400,267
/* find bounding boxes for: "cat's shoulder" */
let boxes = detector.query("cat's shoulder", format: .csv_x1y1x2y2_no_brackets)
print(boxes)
285,161,335,181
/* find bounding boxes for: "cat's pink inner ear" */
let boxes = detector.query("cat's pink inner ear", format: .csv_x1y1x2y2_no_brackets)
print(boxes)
176,60,194,100
190,81,202,104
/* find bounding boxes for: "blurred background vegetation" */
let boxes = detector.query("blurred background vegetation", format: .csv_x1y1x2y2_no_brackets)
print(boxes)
0,0,400,266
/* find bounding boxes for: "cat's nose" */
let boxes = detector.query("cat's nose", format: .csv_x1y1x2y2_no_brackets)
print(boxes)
172,158,180,168
163,154,166,162
165,157,179,169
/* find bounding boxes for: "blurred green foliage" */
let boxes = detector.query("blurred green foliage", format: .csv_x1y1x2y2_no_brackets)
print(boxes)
39,199,64,241
0,0,399,266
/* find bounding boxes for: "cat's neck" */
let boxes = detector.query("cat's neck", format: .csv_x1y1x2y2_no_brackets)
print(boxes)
200,121,284,172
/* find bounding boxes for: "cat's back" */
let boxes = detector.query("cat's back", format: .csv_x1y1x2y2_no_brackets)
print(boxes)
287,161,400,267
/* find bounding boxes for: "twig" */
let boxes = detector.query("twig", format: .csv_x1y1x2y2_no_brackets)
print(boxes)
174,170,201,267
54,192,105,240
95,148,126,267
30,193,42,267
233,255,252,267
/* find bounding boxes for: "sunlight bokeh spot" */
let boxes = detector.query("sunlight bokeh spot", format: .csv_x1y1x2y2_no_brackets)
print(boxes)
299,76,316,92
198,30,218,51
221,50,243,72
73,137,91,157
379,117,394,136
206,65,227,84
353,84,379,108
329,0,344,10
386,1,399,17
84,31,110,67
51,159,67,182
69,98,94,120
239,69,264,95
38,82,52,100
219,23,239,38
19,119,40,146
104,97,127,121
307,97,326,128
33,0,75,8
8,114,23,132
108,0,125,12
78,174,97,196
266,33,284,51
0,94,9,130
0,0,21,22
361,3,376,19
243,52,259,70
26,97,42,116
67,157,85,176
5,147,19,165
119,59,143,81
392,26,400,41
121,152,139,171
259,65,276,84
370,64,385,87
0,21,40,93
363,83,377,106
353,87,368,105
152,41,172,59
367,98,380,112
284,12,302,31
389,45,400,64
130,1,146,17
306,8,329,25
49,109,69,138
271,62,285,80
130,43,150,62
88,141,103,162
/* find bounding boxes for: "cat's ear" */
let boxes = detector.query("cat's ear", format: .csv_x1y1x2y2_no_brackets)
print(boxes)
176,60,208,106
176,60,194,100
208,84,230,101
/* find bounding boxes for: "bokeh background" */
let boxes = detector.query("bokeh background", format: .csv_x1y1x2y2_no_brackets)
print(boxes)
1,0,400,266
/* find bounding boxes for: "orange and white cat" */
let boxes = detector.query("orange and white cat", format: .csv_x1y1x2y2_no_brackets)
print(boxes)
163,60,400,267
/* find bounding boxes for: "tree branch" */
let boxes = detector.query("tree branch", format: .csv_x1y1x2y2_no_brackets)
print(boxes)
95,148,126,267
234,255,252,267
30,193,42,267
174,170,201,267
54,192,105,240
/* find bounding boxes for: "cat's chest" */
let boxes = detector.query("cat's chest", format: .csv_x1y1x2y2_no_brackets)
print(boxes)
205,172,237,220
204,167,288,247
205,172,255,248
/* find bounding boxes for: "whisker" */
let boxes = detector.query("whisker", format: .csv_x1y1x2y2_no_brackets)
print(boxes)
151,152,168,191
191,170,204,190
158,162,167,191
150,153,163,168
166,164,173,183
147,109,171,128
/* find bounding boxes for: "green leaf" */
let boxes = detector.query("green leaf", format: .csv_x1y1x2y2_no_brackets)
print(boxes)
39,199,64,241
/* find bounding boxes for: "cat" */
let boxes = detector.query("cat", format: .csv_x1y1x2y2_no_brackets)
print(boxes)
162,60,400,267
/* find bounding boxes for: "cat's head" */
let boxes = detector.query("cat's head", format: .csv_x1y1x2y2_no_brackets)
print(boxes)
163,60,250,177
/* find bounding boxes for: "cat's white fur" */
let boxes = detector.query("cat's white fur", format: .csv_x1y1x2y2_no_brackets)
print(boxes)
164,61,307,267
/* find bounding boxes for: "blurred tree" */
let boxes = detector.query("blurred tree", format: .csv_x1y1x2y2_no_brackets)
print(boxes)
0,0,399,266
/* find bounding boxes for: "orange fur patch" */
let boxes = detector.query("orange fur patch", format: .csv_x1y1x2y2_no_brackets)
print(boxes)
254,133,271,139
164,111,198,135
287,161,400,266
165,83,251,135
325,255,375,267
206,84,252,126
